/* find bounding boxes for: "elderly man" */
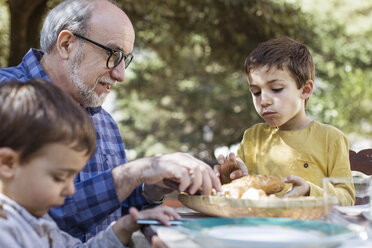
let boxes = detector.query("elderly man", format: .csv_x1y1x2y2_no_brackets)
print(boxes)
0,0,221,241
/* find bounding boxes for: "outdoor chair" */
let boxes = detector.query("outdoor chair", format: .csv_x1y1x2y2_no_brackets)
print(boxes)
349,149,372,175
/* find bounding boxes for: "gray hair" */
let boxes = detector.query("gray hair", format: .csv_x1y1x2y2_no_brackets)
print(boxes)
40,0,94,53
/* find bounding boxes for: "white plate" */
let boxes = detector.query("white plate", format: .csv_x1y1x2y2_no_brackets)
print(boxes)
178,217,357,248
362,210,372,221
335,204,370,216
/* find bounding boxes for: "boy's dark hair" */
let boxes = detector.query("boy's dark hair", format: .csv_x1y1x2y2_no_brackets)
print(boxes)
0,79,96,163
244,37,315,89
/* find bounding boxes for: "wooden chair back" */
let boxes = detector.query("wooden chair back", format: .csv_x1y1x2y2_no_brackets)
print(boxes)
349,149,372,175
349,149,372,204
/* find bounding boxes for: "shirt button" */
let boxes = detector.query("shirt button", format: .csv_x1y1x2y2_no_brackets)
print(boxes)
304,163,309,168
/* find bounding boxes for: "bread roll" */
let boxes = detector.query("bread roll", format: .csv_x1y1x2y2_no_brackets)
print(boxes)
241,188,267,200
220,175,285,198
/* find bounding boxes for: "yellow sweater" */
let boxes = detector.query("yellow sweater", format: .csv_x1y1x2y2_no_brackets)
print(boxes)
237,121,355,205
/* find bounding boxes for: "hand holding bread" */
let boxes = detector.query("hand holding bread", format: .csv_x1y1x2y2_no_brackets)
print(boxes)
216,174,285,199
214,152,248,184
213,153,310,198
283,175,310,197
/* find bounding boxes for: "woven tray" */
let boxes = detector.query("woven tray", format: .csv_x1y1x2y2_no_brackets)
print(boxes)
179,193,336,220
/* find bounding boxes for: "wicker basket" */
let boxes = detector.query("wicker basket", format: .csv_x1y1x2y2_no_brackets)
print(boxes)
179,193,336,220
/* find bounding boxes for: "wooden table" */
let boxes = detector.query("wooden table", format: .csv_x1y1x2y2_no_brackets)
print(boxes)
135,206,372,248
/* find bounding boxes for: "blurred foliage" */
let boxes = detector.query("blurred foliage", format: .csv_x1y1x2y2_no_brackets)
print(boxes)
295,0,372,146
116,0,317,161
0,0,371,162
0,0,9,67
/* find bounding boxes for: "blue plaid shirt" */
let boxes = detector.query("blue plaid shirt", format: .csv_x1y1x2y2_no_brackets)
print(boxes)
0,49,155,240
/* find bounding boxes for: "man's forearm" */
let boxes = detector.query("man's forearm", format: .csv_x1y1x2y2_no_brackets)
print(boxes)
112,157,152,202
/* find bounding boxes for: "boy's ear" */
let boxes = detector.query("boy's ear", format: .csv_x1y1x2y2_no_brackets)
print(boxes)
0,148,19,178
55,30,76,60
301,80,314,99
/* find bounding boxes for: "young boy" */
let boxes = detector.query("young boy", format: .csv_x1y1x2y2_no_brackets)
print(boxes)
0,79,178,247
214,38,354,205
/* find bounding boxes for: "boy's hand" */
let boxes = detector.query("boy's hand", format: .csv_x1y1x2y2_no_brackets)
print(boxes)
0,205,7,219
151,235,169,248
213,152,248,184
283,175,310,197
112,206,180,245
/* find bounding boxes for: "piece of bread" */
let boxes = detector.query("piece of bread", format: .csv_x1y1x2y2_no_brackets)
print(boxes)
241,188,267,200
220,175,285,198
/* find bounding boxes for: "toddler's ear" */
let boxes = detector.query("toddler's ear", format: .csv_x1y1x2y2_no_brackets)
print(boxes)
0,148,18,178
301,80,314,99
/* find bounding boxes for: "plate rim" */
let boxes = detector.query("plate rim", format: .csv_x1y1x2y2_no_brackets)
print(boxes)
178,217,356,247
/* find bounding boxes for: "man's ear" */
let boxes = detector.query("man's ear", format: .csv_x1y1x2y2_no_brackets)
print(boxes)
301,80,314,100
55,30,76,60
0,148,19,179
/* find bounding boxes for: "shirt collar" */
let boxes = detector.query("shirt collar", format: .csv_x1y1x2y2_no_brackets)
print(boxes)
85,106,102,115
26,49,102,115
0,193,55,229
23,49,52,81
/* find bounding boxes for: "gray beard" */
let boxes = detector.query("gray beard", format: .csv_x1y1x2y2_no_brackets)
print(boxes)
69,51,108,108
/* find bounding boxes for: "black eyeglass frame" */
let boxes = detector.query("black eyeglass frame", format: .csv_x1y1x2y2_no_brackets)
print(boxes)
72,32,133,69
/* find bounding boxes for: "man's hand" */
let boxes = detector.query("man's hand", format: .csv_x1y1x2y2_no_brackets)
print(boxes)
283,175,310,197
112,152,222,202
213,152,248,184
141,153,222,195
142,183,173,204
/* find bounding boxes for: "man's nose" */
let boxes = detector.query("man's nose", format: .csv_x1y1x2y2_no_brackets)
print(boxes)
110,60,126,82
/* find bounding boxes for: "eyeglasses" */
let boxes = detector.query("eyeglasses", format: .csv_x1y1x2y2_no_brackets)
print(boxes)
73,33,133,69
